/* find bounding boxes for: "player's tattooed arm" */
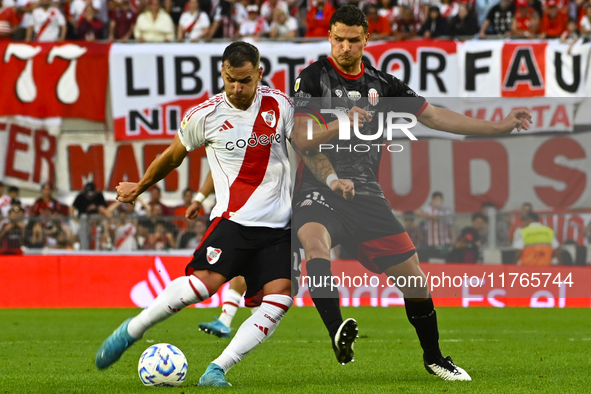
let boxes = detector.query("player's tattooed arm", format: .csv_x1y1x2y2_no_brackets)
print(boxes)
292,144,355,200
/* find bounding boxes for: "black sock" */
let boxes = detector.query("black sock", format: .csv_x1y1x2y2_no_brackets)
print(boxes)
404,297,443,364
306,258,343,339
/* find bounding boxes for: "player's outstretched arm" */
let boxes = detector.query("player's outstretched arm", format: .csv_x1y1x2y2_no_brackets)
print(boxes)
117,134,188,203
418,104,533,136
186,171,214,220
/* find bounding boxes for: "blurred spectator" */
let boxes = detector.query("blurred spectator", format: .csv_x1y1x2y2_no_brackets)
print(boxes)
403,211,423,248
439,0,459,19
392,5,421,40
539,0,569,38
581,4,591,36
419,6,448,38
183,217,207,249
513,212,563,266
239,4,269,38
173,188,194,231
447,3,479,36
560,18,579,45
0,0,20,41
398,0,430,24
71,182,109,217
208,0,247,39
416,191,455,258
147,185,171,216
511,0,540,38
446,213,488,263
165,0,188,25
77,4,103,40
134,0,175,42
508,202,533,243
377,0,395,21
479,0,515,38
108,0,137,41
305,0,335,38
25,0,66,41
269,8,297,38
177,0,210,41
0,182,12,217
31,182,68,217
366,4,391,40
0,206,25,252
143,221,176,250
69,0,101,28
176,218,196,248
113,211,138,251
25,221,45,248
474,0,497,27
260,0,289,22
1,186,20,217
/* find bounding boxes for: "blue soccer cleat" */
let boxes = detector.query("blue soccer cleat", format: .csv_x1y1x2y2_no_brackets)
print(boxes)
199,317,231,338
95,317,138,369
198,363,232,387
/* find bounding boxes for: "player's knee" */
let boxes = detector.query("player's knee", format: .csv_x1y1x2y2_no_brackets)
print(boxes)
263,278,292,296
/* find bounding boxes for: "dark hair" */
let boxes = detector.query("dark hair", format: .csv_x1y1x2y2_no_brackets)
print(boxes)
522,202,532,209
431,191,443,199
183,188,194,195
330,5,369,34
222,41,260,68
522,212,539,222
472,212,488,222
8,186,19,194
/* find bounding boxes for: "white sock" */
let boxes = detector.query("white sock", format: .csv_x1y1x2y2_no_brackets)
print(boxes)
127,275,210,339
213,294,292,372
219,289,243,327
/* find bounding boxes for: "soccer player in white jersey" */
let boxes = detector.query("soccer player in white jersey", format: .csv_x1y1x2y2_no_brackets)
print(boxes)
95,42,297,387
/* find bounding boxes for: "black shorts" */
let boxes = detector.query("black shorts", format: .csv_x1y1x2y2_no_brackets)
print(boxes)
185,218,295,299
292,192,415,273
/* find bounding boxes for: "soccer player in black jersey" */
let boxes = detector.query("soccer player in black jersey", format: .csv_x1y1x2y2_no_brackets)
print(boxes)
291,5,532,381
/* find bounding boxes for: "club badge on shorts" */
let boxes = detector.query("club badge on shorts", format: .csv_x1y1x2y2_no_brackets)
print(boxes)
206,246,222,264
369,88,379,106
261,110,276,128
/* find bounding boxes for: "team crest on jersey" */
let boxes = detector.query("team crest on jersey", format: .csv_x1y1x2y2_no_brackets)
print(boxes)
206,247,222,264
347,90,361,101
294,78,301,92
334,89,343,98
368,88,379,106
261,110,276,128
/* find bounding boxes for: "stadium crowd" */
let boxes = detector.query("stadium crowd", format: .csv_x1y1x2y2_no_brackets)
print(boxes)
1,0,591,42
1,180,589,265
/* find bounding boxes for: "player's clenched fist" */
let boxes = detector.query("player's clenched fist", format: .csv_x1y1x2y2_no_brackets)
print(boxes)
347,106,372,128
116,182,139,204
185,201,203,220
329,178,355,200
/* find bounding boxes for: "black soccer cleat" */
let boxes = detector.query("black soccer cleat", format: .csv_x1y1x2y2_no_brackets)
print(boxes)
332,318,358,365
424,355,472,381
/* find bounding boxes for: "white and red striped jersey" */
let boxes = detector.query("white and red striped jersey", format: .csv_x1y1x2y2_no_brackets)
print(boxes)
420,204,454,246
179,86,294,228
26,6,65,41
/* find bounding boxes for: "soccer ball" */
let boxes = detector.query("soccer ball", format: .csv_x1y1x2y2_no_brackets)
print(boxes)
138,343,188,387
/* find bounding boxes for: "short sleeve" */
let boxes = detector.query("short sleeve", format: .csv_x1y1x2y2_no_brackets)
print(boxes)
385,74,427,115
56,9,66,25
178,108,208,151
281,95,294,140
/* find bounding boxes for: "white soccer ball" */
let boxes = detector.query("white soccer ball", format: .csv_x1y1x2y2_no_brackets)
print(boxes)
138,343,188,387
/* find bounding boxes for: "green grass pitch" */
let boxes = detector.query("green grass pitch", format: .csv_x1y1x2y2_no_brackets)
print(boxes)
0,307,589,393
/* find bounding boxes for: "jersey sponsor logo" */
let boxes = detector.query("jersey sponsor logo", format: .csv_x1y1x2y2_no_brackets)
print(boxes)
218,120,234,132
369,88,379,106
347,90,361,101
206,246,222,264
335,89,343,98
261,110,276,128
294,78,301,92
225,131,282,151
